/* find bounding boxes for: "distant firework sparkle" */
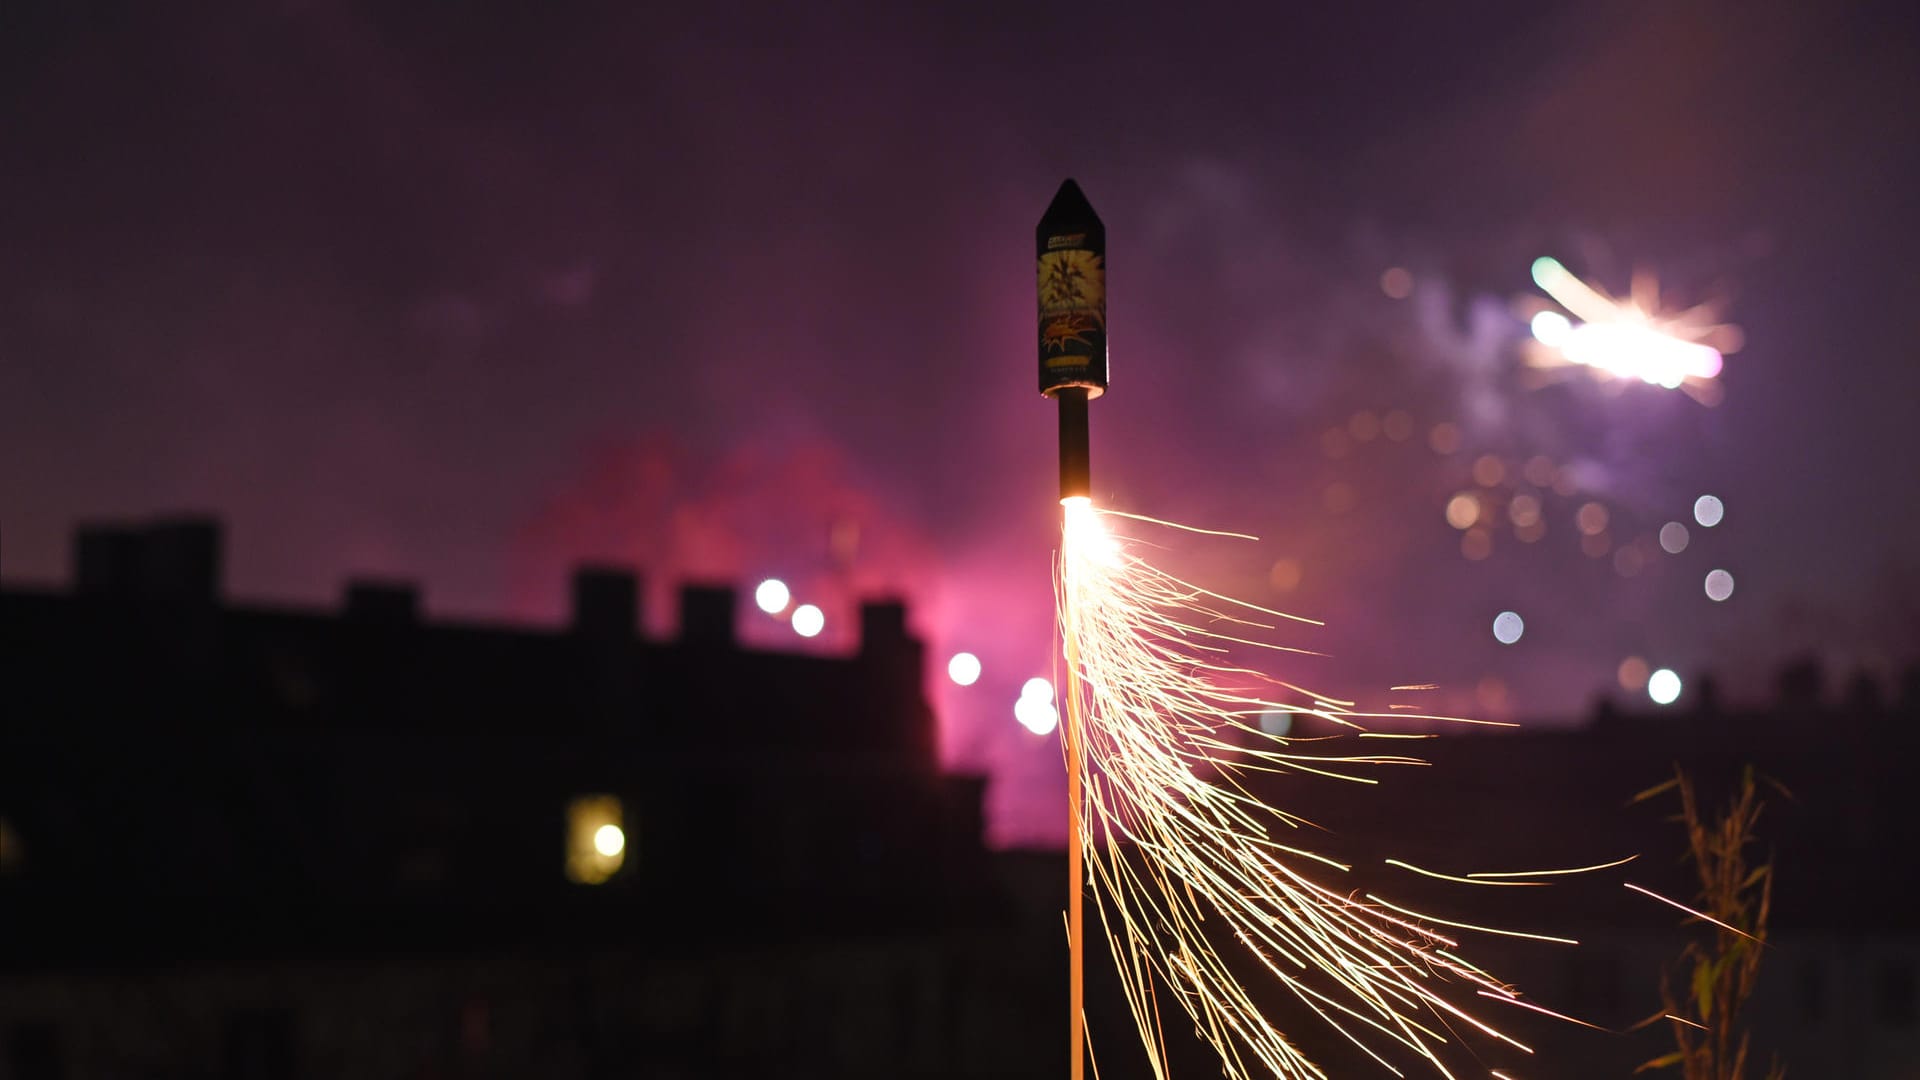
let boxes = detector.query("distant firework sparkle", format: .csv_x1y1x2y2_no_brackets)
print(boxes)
1523,256,1741,403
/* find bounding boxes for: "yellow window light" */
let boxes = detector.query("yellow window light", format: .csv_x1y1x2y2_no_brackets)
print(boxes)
566,796,626,885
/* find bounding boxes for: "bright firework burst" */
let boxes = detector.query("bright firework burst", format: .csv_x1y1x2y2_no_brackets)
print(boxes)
1526,256,1740,400
1057,497,1599,1078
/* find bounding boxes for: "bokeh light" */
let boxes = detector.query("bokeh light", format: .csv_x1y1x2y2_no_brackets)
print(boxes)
1507,493,1541,528
1461,528,1492,561
1021,677,1055,704
753,578,790,614
1659,521,1690,554
1613,545,1645,578
1471,455,1505,488
1379,267,1413,299
947,651,982,686
1475,675,1509,711
791,604,824,637
1428,422,1460,455
1617,656,1650,691
1445,492,1480,530
1522,456,1555,487
1347,410,1380,442
1257,709,1293,737
1580,532,1612,559
1013,694,1059,735
1694,495,1725,527
1381,409,1414,442
1491,610,1525,645
1529,310,1572,346
1575,501,1610,536
1704,569,1735,602
1648,668,1682,705
1268,558,1302,593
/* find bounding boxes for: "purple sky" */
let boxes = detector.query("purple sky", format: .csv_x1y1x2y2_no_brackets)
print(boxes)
3,1,1917,843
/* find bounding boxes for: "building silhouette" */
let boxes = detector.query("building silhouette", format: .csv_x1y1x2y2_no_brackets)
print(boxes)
1249,671,1920,1077
5,515,1919,1077
0,516,1057,1080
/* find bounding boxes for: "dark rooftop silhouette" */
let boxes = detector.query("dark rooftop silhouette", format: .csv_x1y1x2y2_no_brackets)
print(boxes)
5,515,1920,1078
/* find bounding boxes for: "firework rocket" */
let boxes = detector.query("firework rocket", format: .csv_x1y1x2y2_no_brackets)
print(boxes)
1039,177,1106,1080
1037,179,1107,501
1034,182,1599,1080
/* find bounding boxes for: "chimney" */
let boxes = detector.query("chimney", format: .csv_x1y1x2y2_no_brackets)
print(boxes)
72,517,222,603
857,596,932,764
140,518,221,603
344,580,419,624
1776,655,1825,709
679,584,735,644
75,526,143,595
859,599,910,654
572,567,640,639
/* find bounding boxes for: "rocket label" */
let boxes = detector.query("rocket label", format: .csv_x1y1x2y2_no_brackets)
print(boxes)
1039,249,1105,364
1037,179,1109,397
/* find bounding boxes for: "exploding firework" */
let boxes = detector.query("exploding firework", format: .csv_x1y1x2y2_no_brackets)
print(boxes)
1056,498,1604,1078
1525,256,1741,401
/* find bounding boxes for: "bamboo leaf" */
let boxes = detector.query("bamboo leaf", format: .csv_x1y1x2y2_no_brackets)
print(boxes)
1627,1008,1672,1032
1635,1051,1686,1073
1645,763,1784,1079
1630,776,1683,806
1693,962,1715,1018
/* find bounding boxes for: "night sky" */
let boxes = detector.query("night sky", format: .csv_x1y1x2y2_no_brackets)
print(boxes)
4,1,1917,843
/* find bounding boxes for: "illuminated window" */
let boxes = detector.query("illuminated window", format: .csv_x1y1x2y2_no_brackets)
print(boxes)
566,795,626,885
0,817,20,876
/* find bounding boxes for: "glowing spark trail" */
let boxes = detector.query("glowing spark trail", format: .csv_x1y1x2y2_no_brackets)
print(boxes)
1058,498,1568,1079
1469,855,1638,880
1386,859,1550,887
1624,882,1766,945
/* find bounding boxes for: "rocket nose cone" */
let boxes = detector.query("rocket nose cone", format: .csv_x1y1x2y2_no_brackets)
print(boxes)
1039,178,1100,229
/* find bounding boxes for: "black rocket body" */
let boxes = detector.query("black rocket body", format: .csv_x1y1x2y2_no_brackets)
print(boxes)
1038,179,1106,502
